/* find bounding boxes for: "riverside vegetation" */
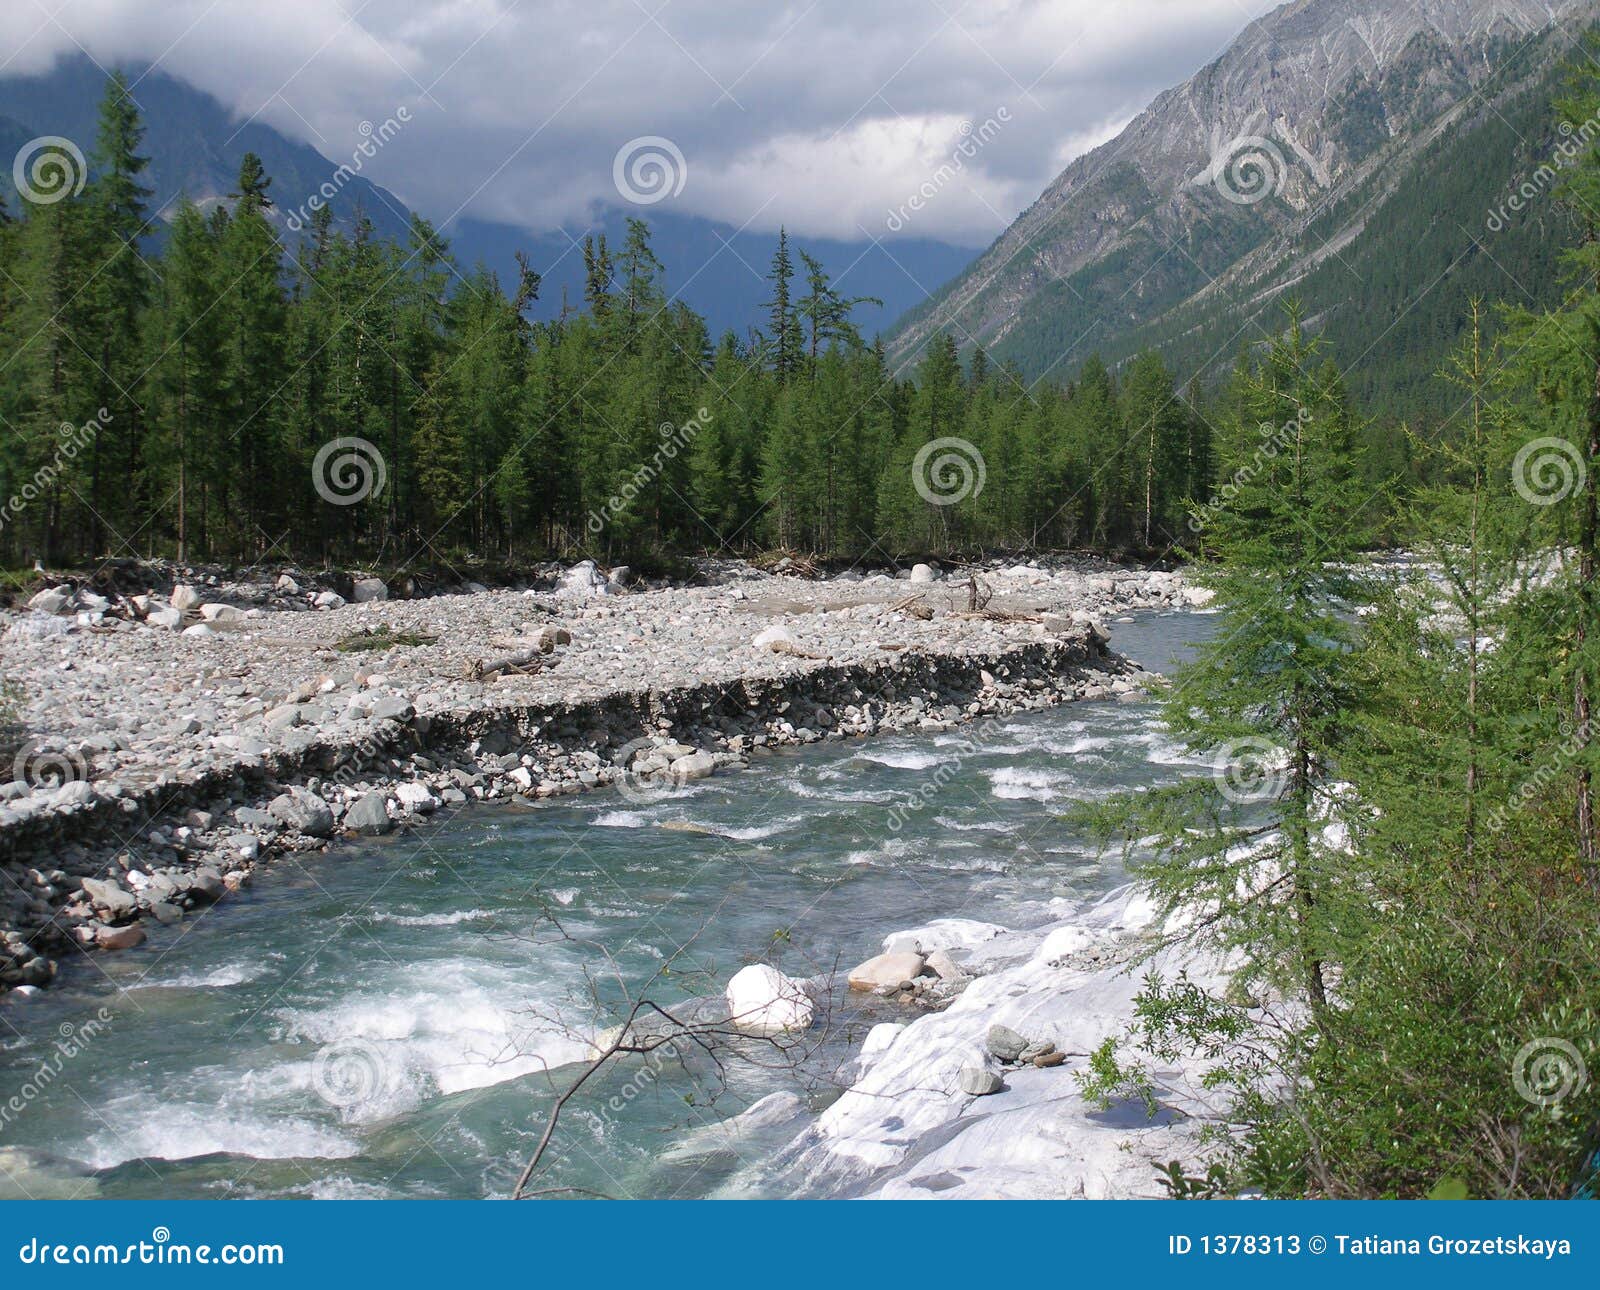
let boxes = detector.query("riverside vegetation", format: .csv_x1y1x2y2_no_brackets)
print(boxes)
3,39,1600,1203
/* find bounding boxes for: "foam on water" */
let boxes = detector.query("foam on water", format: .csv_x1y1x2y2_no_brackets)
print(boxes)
853,748,949,771
83,1101,360,1168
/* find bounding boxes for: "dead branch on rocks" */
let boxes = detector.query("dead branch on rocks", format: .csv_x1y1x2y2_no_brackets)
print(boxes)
464,649,545,681
890,593,933,621
964,576,993,613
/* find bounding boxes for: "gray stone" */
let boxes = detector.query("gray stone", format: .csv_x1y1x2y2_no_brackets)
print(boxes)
958,1067,1004,1096
352,577,388,603
267,792,334,838
80,878,136,919
986,1023,1029,1062
345,792,393,836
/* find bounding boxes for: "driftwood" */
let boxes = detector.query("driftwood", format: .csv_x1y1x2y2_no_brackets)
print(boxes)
464,648,545,681
889,593,934,621
964,576,993,613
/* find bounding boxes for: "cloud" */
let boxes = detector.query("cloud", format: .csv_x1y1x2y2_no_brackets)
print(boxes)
0,0,1280,246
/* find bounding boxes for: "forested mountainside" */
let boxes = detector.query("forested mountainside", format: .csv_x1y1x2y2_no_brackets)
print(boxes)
887,0,1595,419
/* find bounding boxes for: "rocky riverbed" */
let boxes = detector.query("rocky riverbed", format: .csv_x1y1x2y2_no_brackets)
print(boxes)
0,556,1201,995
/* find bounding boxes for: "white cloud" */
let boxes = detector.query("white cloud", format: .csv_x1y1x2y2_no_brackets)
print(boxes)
0,0,1281,246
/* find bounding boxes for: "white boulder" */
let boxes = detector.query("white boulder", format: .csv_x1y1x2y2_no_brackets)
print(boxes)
909,563,939,584
752,624,799,652
352,577,388,603
724,964,815,1036
556,561,610,599
170,584,203,612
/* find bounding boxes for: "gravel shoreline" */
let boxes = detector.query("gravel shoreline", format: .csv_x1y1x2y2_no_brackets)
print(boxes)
0,556,1197,996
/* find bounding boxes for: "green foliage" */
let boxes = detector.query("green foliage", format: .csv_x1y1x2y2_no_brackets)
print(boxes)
0,70,1214,571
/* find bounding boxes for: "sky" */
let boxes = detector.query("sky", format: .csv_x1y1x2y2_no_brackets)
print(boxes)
0,0,1284,248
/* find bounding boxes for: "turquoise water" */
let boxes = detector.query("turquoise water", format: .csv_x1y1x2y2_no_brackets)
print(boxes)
0,612,1209,1199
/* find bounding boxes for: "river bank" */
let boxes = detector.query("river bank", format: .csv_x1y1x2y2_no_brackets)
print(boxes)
0,609,1219,1199
0,556,1196,995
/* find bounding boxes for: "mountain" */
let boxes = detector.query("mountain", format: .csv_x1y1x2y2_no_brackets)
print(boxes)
886,0,1599,414
0,56,972,341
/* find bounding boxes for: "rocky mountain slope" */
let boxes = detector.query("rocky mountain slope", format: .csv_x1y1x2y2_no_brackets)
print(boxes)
888,0,1599,411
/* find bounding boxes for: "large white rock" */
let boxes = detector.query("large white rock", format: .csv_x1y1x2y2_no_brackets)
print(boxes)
724,964,815,1036
752,624,799,652
198,603,245,623
145,606,183,631
27,588,69,614
909,563,939,584
556,561,610,599
170,584,203,612
352,577,388,603
883,918,1006,956
1181,585,1216,608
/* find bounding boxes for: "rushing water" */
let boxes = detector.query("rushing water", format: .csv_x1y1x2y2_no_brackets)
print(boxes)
0,610,1211,1200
